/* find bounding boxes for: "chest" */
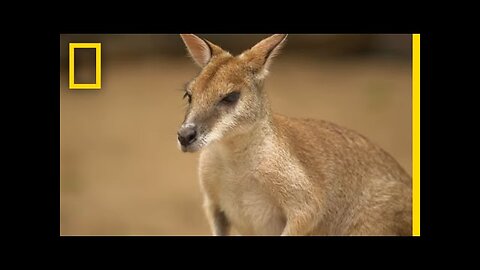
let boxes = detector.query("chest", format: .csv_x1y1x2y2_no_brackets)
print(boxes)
215,165,286,235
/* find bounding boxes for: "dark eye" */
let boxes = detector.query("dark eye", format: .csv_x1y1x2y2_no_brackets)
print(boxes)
220,91,240,105
183,92,192,103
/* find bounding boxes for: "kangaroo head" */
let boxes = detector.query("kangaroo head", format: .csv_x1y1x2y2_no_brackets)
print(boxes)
177,34,287,153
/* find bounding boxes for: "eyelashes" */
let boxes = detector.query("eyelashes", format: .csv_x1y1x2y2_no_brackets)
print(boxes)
183,92,192,104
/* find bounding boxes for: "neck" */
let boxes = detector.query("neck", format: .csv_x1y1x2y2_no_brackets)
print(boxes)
217,111,275,157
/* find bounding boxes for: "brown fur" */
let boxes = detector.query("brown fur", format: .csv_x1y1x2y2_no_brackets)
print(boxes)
178,34,411,235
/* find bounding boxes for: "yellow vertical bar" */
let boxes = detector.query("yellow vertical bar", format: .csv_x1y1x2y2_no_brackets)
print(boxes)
96,43,101,87
69,44,75,88
412,34,420,236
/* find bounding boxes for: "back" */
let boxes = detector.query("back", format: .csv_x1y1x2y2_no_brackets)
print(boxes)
272,113,412,235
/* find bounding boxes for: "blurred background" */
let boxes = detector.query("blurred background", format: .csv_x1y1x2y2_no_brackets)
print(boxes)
60,34,412,235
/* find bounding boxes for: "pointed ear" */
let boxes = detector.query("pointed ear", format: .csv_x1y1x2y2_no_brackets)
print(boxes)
241,34,288,77
180,34,224,68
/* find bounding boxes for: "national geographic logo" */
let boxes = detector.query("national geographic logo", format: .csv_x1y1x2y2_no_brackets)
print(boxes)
69,43,101,90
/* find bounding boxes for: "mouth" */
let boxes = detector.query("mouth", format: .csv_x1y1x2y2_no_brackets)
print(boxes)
178,136,206,153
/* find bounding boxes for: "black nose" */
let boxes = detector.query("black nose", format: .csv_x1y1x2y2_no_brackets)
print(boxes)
178,125,197,147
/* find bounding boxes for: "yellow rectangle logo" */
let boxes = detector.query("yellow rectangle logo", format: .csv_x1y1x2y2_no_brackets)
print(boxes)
69,43,101,89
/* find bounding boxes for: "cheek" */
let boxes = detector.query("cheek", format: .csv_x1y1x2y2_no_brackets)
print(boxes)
229,97,254,122
199,107,236,138
219,102,250,131
197,109,221,134
196,98,249,137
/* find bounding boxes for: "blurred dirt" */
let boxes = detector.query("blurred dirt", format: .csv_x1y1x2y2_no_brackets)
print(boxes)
60,54,411,235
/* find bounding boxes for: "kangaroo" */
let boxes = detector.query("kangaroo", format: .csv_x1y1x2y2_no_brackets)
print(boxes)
177,34,412,236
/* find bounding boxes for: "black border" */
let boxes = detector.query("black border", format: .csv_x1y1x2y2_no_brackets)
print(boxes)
30,22,437,252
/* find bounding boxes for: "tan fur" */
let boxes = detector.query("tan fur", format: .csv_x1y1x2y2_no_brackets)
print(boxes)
179,34,412,236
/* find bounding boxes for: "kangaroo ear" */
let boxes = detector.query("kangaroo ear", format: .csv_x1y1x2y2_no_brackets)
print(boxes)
242,34,288,78
180,34,224,68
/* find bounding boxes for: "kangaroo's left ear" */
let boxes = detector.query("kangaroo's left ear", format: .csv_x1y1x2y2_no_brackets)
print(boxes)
180,34,225,68
241,34,288,78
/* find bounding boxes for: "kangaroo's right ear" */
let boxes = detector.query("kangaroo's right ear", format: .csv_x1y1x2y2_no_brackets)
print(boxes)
180,34,223,68
240,34,288,79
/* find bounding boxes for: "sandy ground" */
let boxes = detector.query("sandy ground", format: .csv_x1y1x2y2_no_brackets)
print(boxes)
60,55,411,235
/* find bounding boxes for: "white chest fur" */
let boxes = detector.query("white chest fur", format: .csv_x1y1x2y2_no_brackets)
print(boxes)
216,166,286,235
199,131,298,235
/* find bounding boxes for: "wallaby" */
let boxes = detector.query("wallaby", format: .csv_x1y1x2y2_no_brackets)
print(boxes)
177,34,412,236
